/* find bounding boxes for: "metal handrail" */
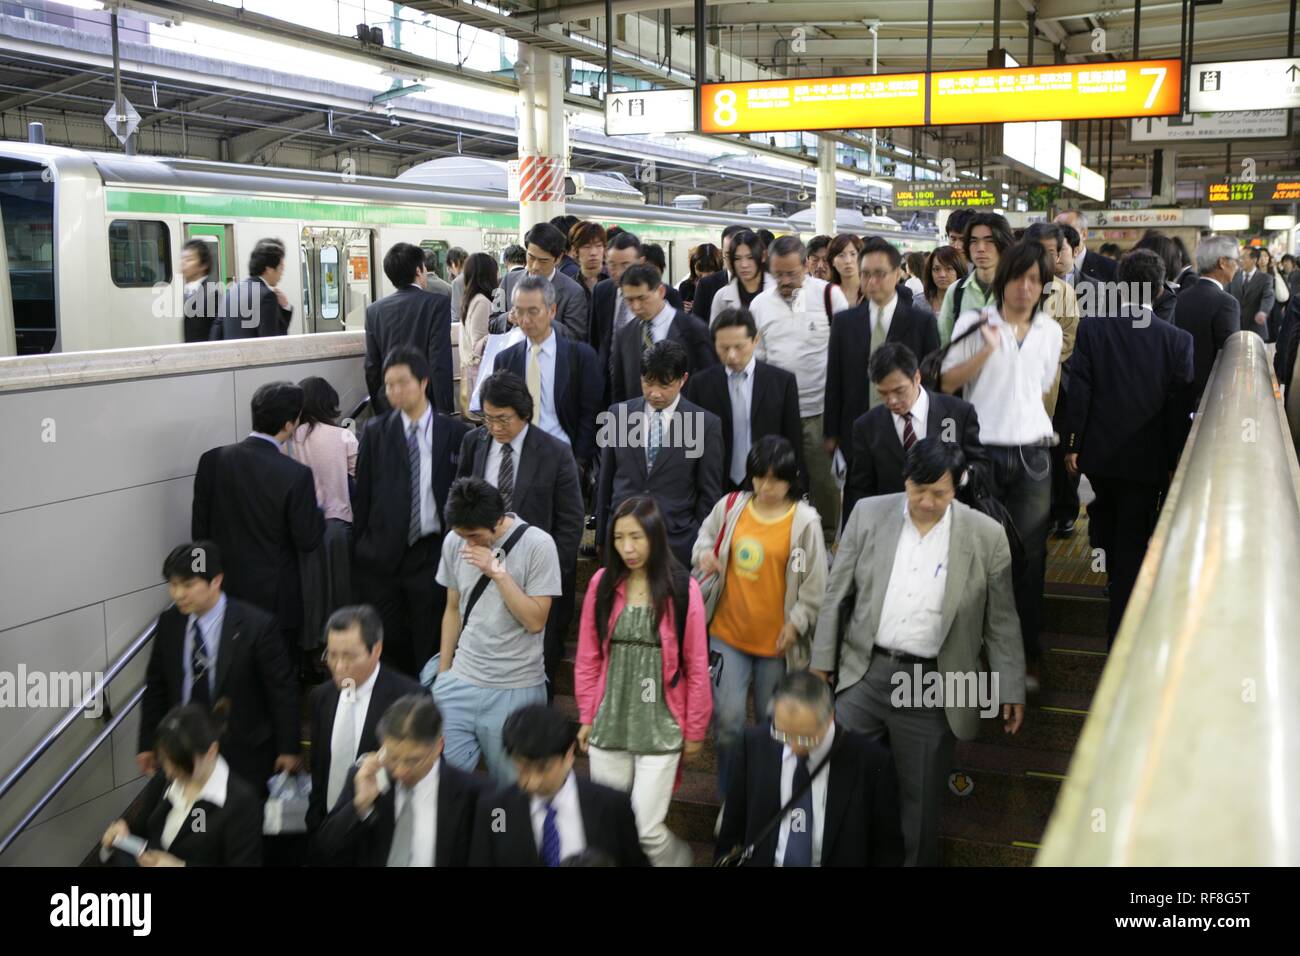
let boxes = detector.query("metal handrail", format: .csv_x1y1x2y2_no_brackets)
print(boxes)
0,619,156,807
1036,332,1300,865
0,687,146,857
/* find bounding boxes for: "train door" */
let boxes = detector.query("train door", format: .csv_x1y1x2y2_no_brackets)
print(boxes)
301,227,374,333
0,205,14,356
0,158,56,355
183,222,234,282
419,239,450,281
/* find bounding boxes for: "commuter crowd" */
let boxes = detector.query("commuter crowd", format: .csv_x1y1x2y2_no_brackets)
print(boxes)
113,208,1291,868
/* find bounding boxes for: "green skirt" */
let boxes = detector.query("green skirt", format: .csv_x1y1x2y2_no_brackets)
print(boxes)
589,604,683,754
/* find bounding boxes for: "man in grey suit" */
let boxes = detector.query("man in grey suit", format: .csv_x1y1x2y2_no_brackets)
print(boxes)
520,222,590,341
423,250,452,297
1230,247,1274,336
596,339,723,569
811,438,1025,866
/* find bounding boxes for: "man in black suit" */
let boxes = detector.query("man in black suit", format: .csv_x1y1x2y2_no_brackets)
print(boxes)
1065,250,1194,643
494,274,604,474
470,705,648,866
1230,246,1275,336
589,232,683,390
138,542,301,795
457,370,584,699
521,223,590,341
843,343,986,527
179,239,220,343
1173,234,1241,410
311,694,484,866
1056,210,1117,283
597,339,724,568
353,345,470,677
609,264,715,404
716,671,904,867
192,380,323,659
306,605,426,831
683,306,804,494
211,238,293,339
364,242,454,416
689,223,747,323
825,237,940,468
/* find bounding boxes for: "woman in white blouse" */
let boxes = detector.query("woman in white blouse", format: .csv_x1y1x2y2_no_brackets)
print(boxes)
459,252,499,420
710,229,776,324
288,376,358,660
939,240,1063,678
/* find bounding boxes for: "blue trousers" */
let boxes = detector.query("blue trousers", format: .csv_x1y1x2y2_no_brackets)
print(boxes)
431,670,546,783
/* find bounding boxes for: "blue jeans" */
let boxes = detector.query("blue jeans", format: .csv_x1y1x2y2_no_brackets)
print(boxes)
710,635,786,799
431,670,546,784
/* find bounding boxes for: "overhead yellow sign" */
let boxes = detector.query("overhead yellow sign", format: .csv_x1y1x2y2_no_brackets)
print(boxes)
700,73,926,134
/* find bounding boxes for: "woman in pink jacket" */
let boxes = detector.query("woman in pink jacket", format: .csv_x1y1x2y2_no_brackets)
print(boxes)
575,496,712,867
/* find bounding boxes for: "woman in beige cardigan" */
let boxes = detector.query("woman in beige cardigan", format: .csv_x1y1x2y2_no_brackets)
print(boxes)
691,435,827,796
458,252,498,420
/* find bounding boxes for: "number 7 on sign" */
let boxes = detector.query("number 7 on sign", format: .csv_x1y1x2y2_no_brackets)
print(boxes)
1139,67,1166,110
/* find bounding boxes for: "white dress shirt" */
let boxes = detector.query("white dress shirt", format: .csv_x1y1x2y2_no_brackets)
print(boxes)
643,395,681,461
875,501,953,658
894,386,929,447
870,295,899,338
940,307,1061,446
400,404,440,536
751,276,848,418
647,301,677,343
330,663,380,775
530,772,587,861
525,331,568,446
393,759,440,867
485,423,529,492
728,356,757,484
161,755,231,851
774,722,836,867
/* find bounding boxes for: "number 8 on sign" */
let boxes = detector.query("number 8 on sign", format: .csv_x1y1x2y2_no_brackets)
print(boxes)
713,89,738,127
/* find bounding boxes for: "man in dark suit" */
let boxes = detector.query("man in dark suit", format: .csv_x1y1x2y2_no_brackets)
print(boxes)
306,605,426,831
843,342,985,526
1173,234,1241,409
138,542,301,795
311,694,484,866
470,705,648,866
353,345,470,677
1056,210,1117,283
1065,249,1194,643
179,239,221,343
211,238,293,339
825,237,940,467
364,242,454,416
1230,246,1275,336
589,233,683,392
689,224,747,323
494,274,604,474
609,264,715,404
192,380,323,658
716,671,904,867
597,339,724,568
457,370,584,699
683,306,804,494
520,222,590,341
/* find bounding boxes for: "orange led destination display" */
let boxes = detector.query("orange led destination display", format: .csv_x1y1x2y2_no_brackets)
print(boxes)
700,72,926,134
930,59,1183,125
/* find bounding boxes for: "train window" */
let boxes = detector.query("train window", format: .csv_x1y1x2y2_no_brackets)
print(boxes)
109,220,171,287
0,159,56,354
319,245,340,320
419,239,449,280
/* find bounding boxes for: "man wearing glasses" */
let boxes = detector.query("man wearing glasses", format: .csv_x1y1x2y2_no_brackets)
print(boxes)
715,671,904,867
306,605,425,832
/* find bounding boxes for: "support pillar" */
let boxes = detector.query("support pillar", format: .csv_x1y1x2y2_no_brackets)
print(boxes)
516,45,568,238
816,136,837,235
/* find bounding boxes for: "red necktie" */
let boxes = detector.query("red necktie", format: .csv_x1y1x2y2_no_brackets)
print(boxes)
902,411,917,452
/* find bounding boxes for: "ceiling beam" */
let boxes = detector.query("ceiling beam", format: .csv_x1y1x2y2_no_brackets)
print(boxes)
228,111,326,163
136,92,236,129
0,72,102,113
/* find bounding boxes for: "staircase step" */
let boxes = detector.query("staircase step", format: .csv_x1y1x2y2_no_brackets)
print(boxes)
1040,645,1108,695
1041,594,1109,640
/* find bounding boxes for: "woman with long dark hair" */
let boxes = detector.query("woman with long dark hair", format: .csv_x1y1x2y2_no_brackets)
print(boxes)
709,229,775,322
574,496,711,866
287,375,356,660
923,245,964,319
828,233,865,307
101,705,262,866
680,243,723,313
458,252,499,419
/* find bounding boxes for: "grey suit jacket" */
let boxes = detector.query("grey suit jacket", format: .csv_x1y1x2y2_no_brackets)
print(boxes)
810,494,1024,740
1232,270,1275,330
504,269,590,342
425,274,452,296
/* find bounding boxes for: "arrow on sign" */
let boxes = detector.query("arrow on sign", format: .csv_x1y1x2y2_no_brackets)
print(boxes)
1288,64,1300,80
612,99,624,112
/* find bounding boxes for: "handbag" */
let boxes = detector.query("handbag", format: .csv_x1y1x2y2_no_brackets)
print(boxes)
714,730,848,867
957,463,1027,583
263,771,312,835
694,491,742,611
919,311,988,393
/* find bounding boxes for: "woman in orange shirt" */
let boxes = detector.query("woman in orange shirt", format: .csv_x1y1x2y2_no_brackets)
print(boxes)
692,435,828,796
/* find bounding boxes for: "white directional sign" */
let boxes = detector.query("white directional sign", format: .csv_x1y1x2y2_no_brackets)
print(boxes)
1131,110,1289,141
1189,58,1300,113
604,89,695,136
103,97,141,145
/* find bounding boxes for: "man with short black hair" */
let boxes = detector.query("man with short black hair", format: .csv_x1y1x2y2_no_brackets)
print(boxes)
193,381,323,659
180,239,219,343
354,345,469,677
140,541,301,795
936,212,1012,344
448,246,468,321
609,263,715,403
597,339,723,568
522,223,590,340
423,250,452,296
306,604,426,831
590,232,685,382
365,242,454,415
433,478,562,782
1231,246,1275,336
311,694,485,866
684,307,804,493
806,234,833,282
813,438,1024,866
715,671,904,866
945,209,975,267
213,238,293,339
470,704,648,866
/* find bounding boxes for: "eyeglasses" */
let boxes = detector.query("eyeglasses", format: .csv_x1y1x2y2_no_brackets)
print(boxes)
861,269,895,282
769,724,825,749
484,413,518,427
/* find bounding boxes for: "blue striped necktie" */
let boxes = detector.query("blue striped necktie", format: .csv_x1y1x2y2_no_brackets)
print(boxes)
541,803,561,867
407,422,422,545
